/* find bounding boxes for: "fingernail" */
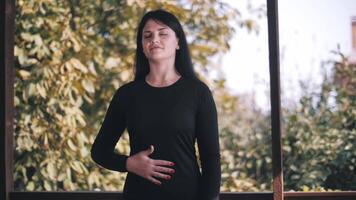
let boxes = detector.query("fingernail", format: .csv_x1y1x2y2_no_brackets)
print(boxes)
171,169,175,173
170,162,175,166
167,176,171,180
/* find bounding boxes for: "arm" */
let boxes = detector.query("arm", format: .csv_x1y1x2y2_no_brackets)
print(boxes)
196,84,221,200
91,86,129,172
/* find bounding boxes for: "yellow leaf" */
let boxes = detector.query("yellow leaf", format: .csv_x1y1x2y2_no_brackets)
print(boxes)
120,70,130,82
14,96,19,106
22,58,38,67
14,46,22,56
21,32,33,41
88,173,95,186
66,167,72,181
71,37,81,52
47,162,57,180
36,83,47,98
44,180,52,191
80,147,89,157
105,57,120,69
81,79,95,93
28,83,36,97
26,181,35,191
18,70,31,80
63,61,73,73
64,179,75,190
78,132,89,143
67,139,77,151
70,58,88,73
88,62,97,76
76,114,86,126
302,185,310,192
79,162,89,174
83,93,93,104
33,34,43,46
71,161,83,174
57,172,66,181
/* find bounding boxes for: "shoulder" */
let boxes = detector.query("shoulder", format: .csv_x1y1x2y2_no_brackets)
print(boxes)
185,77,213,95
112,80,138,101
115,80,138,94
183,77,215,106
109,81,139,110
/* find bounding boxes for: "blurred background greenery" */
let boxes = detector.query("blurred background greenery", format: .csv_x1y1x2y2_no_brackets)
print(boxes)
14,0,355,192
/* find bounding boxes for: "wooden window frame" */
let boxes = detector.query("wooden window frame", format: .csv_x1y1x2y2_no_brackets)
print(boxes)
1,0,356,199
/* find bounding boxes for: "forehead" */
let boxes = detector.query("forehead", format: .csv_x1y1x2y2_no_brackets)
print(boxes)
143,19,171,32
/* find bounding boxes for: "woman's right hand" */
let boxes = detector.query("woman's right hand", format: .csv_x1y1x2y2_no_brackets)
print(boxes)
126,145,175,185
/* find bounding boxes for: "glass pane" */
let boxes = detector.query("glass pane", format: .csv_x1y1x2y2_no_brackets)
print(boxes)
219,0,272,192
279,0,356,191
14,0,271,192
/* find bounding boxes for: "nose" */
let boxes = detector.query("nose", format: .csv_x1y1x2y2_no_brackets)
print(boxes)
151,33,160,44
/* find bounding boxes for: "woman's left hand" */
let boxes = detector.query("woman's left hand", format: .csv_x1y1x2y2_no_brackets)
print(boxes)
126,145,175,185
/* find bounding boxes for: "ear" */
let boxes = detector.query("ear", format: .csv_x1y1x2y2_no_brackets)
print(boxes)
176,39,180,50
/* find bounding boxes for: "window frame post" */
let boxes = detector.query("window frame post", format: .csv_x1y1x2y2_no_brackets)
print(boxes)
1,0,15,200
267,0,284,200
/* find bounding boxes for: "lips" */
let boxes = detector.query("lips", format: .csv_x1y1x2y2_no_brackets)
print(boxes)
149,45,162,51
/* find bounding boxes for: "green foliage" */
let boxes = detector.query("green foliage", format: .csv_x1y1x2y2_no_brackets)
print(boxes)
283,49,356,191
213,82,272,191
14,0,264,191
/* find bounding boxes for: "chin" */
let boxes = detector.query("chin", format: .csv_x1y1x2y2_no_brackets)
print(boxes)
148,55,174,61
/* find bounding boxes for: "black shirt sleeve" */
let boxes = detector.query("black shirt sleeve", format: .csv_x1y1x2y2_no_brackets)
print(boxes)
196,84,221,200
91,85,129,172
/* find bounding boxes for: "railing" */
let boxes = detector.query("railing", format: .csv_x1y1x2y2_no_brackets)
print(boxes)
9,192,356,200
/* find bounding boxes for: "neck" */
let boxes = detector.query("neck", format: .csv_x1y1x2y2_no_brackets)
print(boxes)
146,59,180,83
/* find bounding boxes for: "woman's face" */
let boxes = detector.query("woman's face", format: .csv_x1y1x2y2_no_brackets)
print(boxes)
142,19,179,62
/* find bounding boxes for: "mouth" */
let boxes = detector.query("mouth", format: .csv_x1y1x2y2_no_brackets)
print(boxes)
149,46,162,51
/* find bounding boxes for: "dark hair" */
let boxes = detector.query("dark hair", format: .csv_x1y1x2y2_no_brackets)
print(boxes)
134,9,197,81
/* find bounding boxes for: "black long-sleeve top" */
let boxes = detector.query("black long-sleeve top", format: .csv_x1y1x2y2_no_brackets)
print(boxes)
91,76,221,200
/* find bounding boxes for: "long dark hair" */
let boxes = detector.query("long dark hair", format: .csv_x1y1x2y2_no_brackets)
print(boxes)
134,9,197,81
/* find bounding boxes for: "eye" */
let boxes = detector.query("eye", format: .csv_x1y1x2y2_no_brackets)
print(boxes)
143,34,151,39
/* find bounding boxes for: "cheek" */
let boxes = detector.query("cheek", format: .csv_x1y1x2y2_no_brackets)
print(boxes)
142,42,149,54
169,38,179,48
169,41,179,50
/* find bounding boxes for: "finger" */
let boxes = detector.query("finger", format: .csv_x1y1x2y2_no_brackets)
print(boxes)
153,159,175,166
154,166,175,174
148,176,162,186
144,145,154,156
152,171,171,180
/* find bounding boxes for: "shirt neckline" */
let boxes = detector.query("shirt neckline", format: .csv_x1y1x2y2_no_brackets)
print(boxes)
144,76,183,89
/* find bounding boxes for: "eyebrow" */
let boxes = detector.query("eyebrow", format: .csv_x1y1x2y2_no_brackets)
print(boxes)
143,27,168,33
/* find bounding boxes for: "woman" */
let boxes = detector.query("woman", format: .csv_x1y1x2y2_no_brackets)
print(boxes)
91,9,221,200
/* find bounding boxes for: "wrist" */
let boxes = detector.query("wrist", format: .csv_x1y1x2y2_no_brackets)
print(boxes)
126,156,131,172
